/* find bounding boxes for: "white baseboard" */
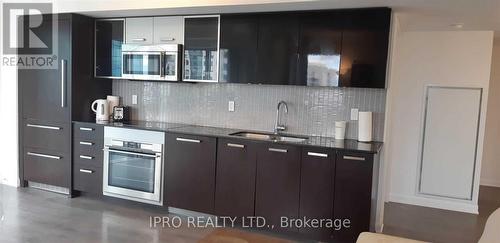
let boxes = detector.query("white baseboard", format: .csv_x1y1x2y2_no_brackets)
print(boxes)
389,193,478,214
480,179,500,188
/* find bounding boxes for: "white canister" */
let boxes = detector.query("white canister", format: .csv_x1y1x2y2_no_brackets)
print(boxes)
335,121,347,140
358,111,373,142
107,95,120,117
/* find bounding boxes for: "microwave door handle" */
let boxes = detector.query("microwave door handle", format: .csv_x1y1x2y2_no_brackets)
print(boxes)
160,52,165,77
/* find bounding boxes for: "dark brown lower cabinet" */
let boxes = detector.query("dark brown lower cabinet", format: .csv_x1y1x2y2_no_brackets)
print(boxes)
333,151,374,243
255,143,301,233
165,133,217,214
214,139,257,219
299,147,335,241
73,164,102,194
23,147,69,188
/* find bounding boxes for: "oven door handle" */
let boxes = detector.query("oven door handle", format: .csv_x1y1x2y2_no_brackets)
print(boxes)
105,148,161,158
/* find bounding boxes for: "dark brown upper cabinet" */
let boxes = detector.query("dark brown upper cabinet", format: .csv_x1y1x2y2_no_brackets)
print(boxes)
183,16,220,82
297,12,343,87
339,8,391,88
255,14,300,85
219,14,259,84
94,19,125,78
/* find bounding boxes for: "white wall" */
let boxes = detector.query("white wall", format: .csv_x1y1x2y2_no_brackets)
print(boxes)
481,38,500,187
384,30,494,213
0,6,19,187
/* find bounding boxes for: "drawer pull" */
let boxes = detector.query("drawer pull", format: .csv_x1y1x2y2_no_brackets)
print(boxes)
343,155,366,161
79,169,93,174
27,124,61,130
27,152,61,160
268,148,287,153
131,38,146,42
79,141,94,146
176,138,201,143
79,155,93,160
307,152,328,158
79,127,94,131
227,143,245,149
160,37,175,42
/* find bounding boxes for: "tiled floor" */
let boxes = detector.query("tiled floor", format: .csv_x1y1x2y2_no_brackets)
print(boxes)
383,186,500,243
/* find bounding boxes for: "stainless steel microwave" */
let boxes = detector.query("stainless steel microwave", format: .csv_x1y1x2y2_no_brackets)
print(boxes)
122,44,181,81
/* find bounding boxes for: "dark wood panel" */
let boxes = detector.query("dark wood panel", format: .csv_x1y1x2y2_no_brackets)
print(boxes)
255,143,301,233
165,133,217,213
299,147,335,241
23,147,69,188
19,18,71,122
256,14,299,85
23,119,70,153
339,8,390,88
214,138,257,219
73,122,104,140
73,163,102,194
219,15,259,84
333,151,374,243
297,13,343,87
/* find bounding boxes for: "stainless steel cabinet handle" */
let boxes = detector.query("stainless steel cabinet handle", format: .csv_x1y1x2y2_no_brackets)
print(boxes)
227,143,245,149
27,152,61,160
176,138,201,143
79,169,93,174
26,124,61,130
79,141,94,146
160,37,175,42
61,59,66,108
268,148,287,153
79,155,93,160
131,38,146,42
307,152,328,158
79,127,94,131
343,155,366,161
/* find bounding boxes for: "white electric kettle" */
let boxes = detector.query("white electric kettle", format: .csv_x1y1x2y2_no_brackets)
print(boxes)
91,99,109,121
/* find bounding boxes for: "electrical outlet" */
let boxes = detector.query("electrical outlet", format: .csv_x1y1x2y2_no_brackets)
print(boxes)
351,108,359,120
132,95,138,105
228,101,235,112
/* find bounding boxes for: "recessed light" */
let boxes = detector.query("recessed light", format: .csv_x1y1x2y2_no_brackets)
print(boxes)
450,23,464,29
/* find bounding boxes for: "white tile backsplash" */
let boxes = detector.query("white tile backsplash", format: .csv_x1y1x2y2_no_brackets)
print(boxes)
113,80,386,141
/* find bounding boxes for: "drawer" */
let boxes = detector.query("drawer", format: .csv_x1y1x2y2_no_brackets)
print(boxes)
73,164,102,194
337,151,373,163
23,119,70,153
73,149,104,168
73,123,103,140
23,147,70,188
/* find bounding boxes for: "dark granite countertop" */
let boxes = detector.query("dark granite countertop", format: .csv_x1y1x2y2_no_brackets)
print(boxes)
73,120,383,153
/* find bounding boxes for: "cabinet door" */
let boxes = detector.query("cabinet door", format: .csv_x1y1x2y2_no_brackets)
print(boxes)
24,147,69,188
333,151,374,243
214,139,257,219
126,17,153,44
165,133,217,213
339,8,390,88
219,15,259,84
297,13,343,87
256,14,299,85
183,16,219,82
19,18,70,122
95,19,124,77
255,143,301,233
299,147,335,241
153,16,184,44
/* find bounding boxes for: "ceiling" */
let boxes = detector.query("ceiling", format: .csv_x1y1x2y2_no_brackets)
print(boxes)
53,0,500,34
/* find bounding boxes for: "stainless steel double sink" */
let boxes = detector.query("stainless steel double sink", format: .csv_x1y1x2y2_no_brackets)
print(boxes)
229,131,308,143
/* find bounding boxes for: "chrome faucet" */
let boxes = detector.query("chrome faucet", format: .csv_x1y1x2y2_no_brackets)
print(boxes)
275,101,288,134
